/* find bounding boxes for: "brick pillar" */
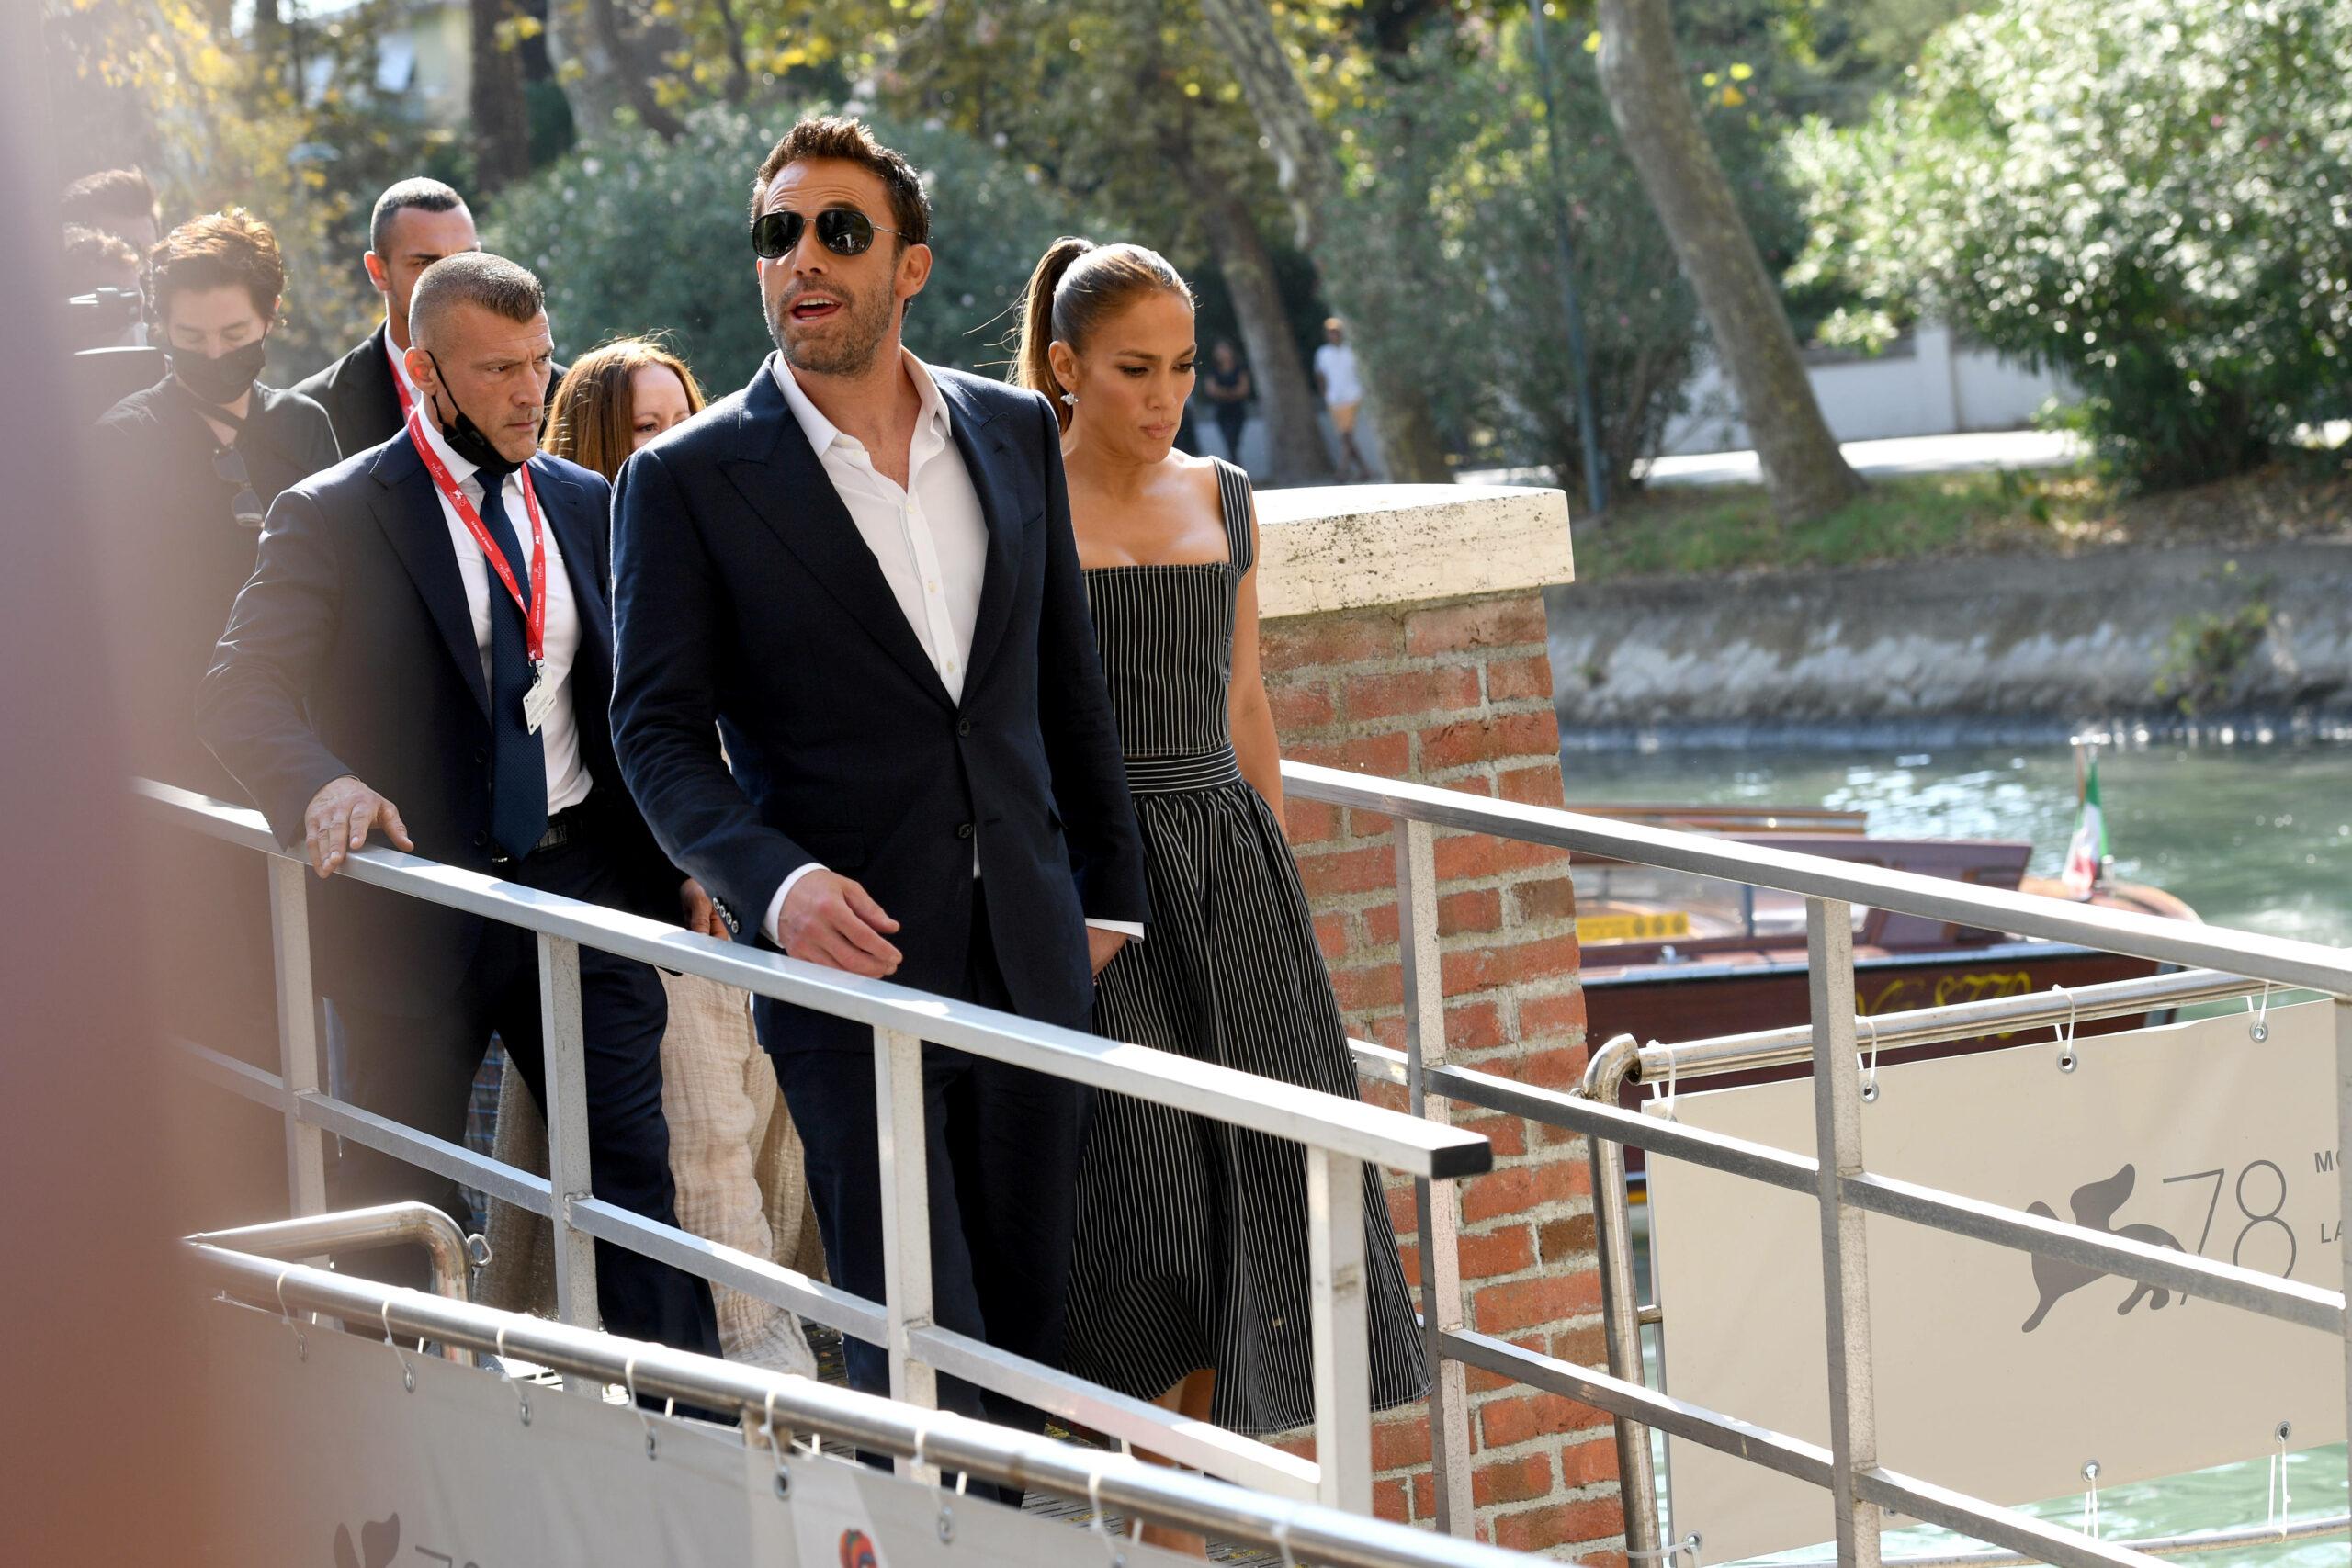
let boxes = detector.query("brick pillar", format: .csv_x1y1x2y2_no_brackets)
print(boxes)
1246,479,1615,1559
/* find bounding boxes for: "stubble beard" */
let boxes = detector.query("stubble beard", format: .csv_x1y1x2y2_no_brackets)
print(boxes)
767,280,896,378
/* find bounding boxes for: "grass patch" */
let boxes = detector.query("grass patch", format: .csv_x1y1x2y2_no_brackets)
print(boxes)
1568,456,2351,582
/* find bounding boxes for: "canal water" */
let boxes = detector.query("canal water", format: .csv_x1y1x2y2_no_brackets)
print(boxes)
1572,736,2351,1564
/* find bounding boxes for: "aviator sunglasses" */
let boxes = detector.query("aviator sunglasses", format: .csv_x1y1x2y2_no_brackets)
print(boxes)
750,206,901,260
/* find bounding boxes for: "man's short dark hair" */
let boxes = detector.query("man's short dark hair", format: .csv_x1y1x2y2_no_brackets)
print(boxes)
61,168,157,233
749,116,931,250
149,209,286,321
61,224,141,293
369,177,468,257
407,252,545,349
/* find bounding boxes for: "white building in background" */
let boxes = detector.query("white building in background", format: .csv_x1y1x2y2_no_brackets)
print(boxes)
1657,322,2067,457
369,0,473,128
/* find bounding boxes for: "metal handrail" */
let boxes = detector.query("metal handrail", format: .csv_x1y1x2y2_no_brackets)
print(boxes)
139,781,1486,1182
189,1241,1545,1568
143,777,1492,1516
1279,760,2351,1568
1281,761,2352,995
187,1202,479,1363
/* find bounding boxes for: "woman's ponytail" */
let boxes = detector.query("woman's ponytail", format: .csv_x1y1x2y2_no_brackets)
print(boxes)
1015,236,1094,427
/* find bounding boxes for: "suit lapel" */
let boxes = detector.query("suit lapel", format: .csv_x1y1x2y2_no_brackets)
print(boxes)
359,321,405,439
535,460,615,677
369,432,492,718
939,375,1023,694
719,362,955,708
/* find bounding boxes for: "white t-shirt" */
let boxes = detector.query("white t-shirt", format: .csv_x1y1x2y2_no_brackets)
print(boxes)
1314,342,1363,407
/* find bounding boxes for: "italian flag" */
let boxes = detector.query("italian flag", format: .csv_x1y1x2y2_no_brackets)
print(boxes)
2062,752,2108,899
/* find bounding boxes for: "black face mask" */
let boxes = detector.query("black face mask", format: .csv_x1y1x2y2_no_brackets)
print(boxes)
169,337,268,407
424,351,521,479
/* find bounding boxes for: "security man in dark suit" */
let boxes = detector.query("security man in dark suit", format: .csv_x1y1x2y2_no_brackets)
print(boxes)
294,178,481,457
200,252,719,1356
609,117,1148,1446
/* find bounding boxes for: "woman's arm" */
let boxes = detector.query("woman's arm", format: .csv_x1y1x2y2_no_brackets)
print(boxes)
1227,486,1285,825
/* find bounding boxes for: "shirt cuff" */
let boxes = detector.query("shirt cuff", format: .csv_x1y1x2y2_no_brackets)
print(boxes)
1087,919,1145,941
764,862,828,946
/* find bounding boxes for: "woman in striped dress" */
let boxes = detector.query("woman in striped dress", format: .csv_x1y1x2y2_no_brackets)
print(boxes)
1015,240,1426,1552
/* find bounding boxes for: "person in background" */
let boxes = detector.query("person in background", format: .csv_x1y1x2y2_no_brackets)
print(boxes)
85,208,338,1220
1016,240,1426,1555
61,166,161,254
61,224,145,350
294,177,481,455
1312,315,1368,481
1200,337,1252,468
480,337,828,1377
197,254,720,1359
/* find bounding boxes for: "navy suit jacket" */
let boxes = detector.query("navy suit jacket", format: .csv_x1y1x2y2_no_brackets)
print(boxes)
198,430,677,1014
610,356,1148,1054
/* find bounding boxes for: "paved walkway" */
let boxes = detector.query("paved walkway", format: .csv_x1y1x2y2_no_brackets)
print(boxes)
1455,427,2087,491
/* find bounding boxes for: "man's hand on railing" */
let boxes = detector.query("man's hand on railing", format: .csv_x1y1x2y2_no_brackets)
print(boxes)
777,869,903,978
678,877,727,939
302,774,414,878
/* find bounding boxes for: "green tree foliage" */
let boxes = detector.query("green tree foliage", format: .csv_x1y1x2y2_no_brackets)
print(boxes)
1320,20,1695,491
485,103,1090,393
1789,0,2352,489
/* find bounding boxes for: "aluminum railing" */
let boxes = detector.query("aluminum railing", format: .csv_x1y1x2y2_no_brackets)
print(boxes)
141,778,1493,1519
188,1237,1543,1568
1281,759,2352,1568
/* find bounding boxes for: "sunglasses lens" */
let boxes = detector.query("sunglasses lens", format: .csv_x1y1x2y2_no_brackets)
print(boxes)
816,209,876,255
752,210,802,259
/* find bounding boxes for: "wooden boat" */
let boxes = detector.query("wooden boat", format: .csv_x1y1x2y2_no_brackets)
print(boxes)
1565,804,2198,1170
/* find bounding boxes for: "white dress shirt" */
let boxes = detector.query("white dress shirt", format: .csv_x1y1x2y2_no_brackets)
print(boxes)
413,412,592,816
761,353,1140,946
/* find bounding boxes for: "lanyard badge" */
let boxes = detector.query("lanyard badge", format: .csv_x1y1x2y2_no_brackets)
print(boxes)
405,407,553,732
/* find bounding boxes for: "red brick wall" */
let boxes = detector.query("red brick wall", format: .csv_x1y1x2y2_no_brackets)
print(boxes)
1262,590,1624,1558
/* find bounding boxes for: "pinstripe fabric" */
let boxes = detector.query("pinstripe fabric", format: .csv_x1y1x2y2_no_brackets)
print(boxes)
1064,458,1428,1433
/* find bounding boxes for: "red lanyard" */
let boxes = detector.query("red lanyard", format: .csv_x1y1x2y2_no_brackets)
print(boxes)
406,406,547,669
387,333,415,420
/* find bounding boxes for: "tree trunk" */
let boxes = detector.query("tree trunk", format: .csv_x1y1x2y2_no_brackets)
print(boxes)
1193,0,1453,483
544,0,623,134
582,0,687,140
708,0,753,104
1179,170,1336,486
1593,0,1862,521
469,0,532,193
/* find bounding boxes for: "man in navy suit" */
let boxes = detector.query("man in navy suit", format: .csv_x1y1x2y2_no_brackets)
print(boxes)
199,253,719,1357
609,118,1148,1435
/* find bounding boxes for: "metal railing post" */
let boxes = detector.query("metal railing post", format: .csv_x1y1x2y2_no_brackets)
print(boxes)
875,1024,939,1474
537,931,601,1382
1396,820,1473,1534
1807,899,1882,1567
1584,1032,1664,1561
1309,1146,1374,1512
266,855,327,1216
2337,996,2351,1517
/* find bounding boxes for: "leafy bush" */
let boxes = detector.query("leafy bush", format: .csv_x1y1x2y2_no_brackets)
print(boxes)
1788,0,2352,490
485,104,1089,396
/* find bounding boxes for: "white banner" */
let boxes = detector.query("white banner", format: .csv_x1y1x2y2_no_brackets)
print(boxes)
1645,1000,2342,1564
198,1296,1188,1567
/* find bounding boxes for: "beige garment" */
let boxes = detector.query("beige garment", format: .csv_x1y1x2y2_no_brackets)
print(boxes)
478,970,828,1375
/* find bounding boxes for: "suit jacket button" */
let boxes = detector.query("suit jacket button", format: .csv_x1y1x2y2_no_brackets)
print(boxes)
956,822,974,840
956,719,972,737
472,830,489,848
473,748,487,765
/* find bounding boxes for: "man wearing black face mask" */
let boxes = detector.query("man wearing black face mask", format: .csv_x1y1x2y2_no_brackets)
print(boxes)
85,209,338,1224
198,253,722,1360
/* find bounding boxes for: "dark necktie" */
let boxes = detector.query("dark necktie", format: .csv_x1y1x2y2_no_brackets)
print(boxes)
475,468,548,861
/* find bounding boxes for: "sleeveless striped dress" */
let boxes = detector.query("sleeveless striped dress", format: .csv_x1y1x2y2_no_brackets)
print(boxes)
1062,457,1428,1433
